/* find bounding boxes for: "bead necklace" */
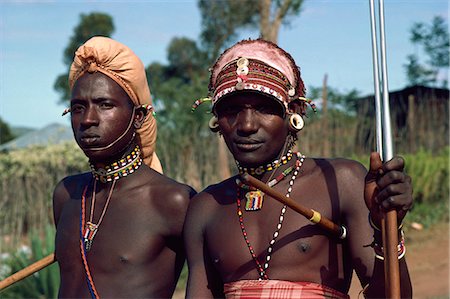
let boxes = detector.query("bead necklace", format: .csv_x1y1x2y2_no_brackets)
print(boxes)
236,164,296,211
236,152,305,280
82,178,116,252
79,185,100,299
90,145,142,183
237,150,293,176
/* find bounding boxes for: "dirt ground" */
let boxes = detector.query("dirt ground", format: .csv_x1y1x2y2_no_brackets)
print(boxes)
175,221,449,299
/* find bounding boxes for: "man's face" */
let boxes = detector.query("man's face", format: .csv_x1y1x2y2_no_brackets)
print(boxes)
70,72,135,161
216,92,288,167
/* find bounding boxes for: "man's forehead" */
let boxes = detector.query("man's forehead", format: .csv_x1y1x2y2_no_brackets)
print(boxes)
71,72,133,104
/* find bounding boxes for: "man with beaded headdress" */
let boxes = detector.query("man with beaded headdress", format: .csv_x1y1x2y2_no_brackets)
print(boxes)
53,36,195,298
184,39,413,298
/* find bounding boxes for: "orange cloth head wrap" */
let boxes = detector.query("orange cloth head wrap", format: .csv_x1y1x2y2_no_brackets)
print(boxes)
69,36,162,173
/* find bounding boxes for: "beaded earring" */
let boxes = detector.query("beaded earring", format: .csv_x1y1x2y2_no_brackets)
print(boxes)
139,104,155,117
62,108,71,116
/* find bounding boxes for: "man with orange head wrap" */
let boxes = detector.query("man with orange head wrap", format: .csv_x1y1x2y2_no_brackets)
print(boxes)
184,39,413,298
53,36,195,298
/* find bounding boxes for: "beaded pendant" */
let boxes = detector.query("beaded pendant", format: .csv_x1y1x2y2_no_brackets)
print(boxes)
245,190,264,211
83,222,98,252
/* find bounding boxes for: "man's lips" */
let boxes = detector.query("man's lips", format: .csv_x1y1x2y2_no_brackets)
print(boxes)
79,134,100,146
234,140,263,151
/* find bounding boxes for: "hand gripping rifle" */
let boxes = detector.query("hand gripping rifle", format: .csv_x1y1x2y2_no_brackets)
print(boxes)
369,0,401,297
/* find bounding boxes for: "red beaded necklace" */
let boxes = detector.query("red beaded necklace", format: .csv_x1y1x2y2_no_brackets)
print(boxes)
236,152,305,280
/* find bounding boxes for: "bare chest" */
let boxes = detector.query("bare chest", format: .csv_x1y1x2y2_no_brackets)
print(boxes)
206,179,346,282
55,197,166,273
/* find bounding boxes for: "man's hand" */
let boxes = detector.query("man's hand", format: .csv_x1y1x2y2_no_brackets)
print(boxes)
364,152,413,228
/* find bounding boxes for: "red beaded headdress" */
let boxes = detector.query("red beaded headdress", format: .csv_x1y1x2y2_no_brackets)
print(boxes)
208,39,312,114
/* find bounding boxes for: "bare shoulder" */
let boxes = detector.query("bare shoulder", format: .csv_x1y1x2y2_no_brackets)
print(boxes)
144,169,196,210
192,176,237,207
309,157,367,181
135,168,196,231
307,157,368,210
186,177,236,219
53,172,91,225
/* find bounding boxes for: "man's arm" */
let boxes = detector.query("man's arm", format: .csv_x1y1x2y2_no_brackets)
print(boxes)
184,192,223,299
362,153,413,298
52,178,70,227
341,155,412,298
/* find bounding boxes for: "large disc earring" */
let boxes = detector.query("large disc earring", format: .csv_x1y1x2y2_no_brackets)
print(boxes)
289,113,304,131
209,116,220,133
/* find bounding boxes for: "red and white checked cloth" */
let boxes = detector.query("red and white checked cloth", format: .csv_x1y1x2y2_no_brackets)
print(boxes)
224,280,350,299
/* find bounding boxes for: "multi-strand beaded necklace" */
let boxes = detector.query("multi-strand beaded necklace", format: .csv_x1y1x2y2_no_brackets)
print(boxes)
90,145,142,183
236,152,305,280
79,145,143,299
237,150,293,176
236,151,294,211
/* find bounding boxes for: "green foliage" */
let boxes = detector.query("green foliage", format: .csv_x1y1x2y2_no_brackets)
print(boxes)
54,12,115,103
406,200,449,229
198,0,259,59
405,16,449,88
352,148,449,227
404,54,436,86
0,117,15,145
198,0,304,55
0,141,88,252
0,226,59,299
402,148,449,204
307,85,362,115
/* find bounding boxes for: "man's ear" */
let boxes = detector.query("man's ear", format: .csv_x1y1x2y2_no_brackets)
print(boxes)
133,106,147,129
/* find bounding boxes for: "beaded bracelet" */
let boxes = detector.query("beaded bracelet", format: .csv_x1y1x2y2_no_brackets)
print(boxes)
368,213,406,260
372,231,406,260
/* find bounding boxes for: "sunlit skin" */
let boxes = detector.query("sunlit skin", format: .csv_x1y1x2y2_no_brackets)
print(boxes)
53,72,196,298
184,91,413,298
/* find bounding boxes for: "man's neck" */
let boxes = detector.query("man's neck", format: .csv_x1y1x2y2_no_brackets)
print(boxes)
237,149,296,182
89,143,143,183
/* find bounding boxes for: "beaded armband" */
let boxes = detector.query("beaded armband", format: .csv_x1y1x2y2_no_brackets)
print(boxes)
372,231,406,260
368,213,406,260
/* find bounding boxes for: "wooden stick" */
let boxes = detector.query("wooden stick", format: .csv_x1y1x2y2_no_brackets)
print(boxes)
383,211,401,298
240,173,346,239
0,253,56,291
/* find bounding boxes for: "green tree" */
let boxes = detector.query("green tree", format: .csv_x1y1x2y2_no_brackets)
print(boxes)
54,12,115,103
198,0,304,58
308,85,361,115
404,16,449,88
147,37,209,127
0,117,15,145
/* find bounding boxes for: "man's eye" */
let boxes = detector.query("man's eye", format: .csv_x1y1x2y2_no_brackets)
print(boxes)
218,107,238,116
100,102,114,109
71,105,84,113
257,106,272,113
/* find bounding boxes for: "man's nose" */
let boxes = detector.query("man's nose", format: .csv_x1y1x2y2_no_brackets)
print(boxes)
236,108,258,134
81,106,99,126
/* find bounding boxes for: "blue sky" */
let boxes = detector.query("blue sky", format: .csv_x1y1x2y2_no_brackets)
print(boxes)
0,0,447,129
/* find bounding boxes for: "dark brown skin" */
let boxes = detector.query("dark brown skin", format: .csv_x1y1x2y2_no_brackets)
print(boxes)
184,92,412,298
53,72,195,298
